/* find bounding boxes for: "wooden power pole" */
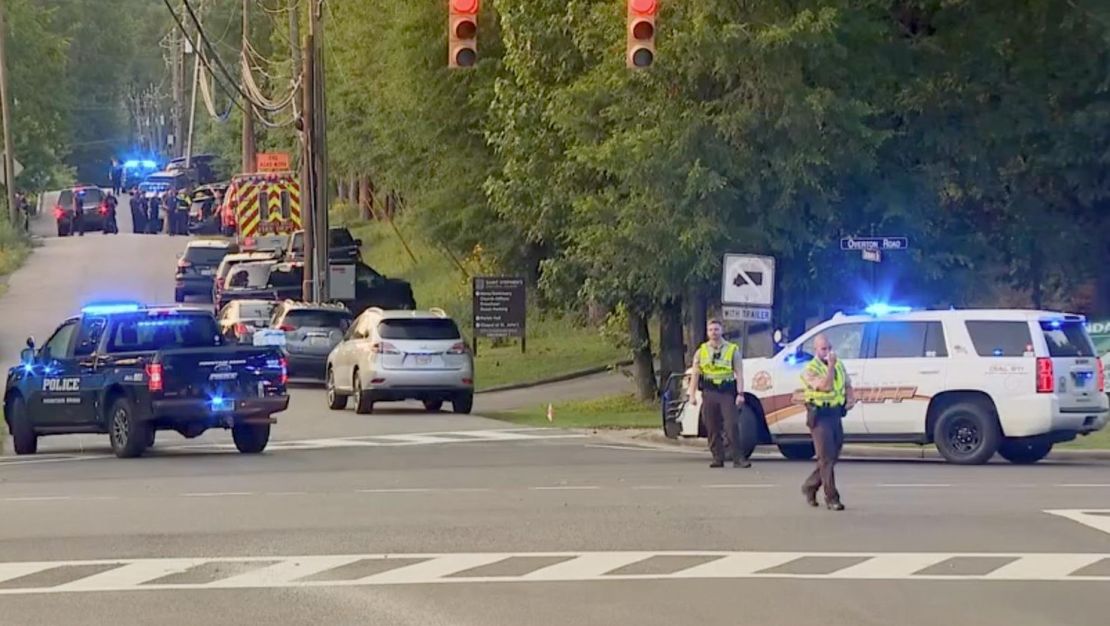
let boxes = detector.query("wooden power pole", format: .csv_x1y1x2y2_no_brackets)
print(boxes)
241,0,256,172
300,0,330,302
0,0,17,224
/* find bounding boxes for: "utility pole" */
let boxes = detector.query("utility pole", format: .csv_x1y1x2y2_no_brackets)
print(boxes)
288,0,300,119
185,30,201,168
311,0,330,301
300,29,315,302
300,0,330,302
241,0,256,173
171,7,184,159
0,0,17,225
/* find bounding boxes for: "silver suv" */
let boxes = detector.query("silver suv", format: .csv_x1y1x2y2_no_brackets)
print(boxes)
325,308,474,414
272,300,353,381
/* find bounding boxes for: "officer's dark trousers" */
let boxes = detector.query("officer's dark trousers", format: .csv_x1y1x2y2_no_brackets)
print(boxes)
803,405,844,503
701,388,741,463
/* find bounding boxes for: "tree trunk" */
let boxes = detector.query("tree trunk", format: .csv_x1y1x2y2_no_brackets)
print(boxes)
658,297,686,390
348,174,357,204
685,284,707,363
358,175,373,220
628,307,658,401
336,178,347,204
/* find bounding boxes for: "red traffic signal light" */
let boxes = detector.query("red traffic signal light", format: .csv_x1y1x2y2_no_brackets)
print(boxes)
627,0,657,68
449,0,479,69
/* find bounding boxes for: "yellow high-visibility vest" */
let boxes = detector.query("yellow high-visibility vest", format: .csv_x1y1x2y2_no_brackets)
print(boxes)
698,342,738,384
802,358,847,407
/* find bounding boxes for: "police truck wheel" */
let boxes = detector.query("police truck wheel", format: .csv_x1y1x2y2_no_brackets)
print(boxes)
108,397,151,459
933,401,1001,465
8,396,38,455
452,392,473,415
998,439,1053,464
326,368,347,410
777,442,816,460
423,399,444,413
353,372,374,414
232,423,270,454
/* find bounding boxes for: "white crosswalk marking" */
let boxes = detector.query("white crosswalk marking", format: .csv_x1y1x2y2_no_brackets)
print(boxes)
0,551,1107,595
171,429,587,454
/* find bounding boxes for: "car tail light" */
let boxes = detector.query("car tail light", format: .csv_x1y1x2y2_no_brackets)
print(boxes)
146,363,164,392
279,324,295,332
371,341,400,355
448,342,469,355
234,323,249,336
1036,357,1054,393
53,206,64,219
1097,358,1105,393
279,357,288,385
99,207,108,216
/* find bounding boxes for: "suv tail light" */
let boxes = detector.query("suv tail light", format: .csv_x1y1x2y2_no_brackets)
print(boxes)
279,357,288,385
234,323,249,336
53,206,64,219
146,363,164,392
1036,357,1054,393
1097,358,1105,393
278,324,295,332
371,341,400,355
448,342,469,355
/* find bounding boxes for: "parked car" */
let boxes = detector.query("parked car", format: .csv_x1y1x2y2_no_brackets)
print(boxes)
217,299,279,344
54,186,106,236
175,239,238,303
270,300,353,381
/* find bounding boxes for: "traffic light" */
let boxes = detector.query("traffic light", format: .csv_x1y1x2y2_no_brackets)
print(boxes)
627,0,657,68
449,0,479,69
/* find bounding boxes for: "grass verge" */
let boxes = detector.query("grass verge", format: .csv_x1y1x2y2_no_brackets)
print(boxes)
340,214,626,391
487,393,659,429
0,219,31,451
1061,427,1110,450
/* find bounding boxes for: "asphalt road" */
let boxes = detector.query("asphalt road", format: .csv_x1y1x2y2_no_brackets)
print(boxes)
1,202,1109,625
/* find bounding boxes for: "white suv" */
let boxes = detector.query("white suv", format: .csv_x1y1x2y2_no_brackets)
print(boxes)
667,308,1108,465
325,308,474,415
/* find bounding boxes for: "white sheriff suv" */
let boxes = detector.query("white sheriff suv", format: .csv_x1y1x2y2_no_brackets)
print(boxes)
666,308,1109,465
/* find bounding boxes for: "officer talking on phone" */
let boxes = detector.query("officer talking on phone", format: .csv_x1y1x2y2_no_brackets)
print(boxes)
800,334,856,510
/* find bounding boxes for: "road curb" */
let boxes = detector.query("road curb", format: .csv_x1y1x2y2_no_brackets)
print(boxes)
477,360,633,395
610,429,1110,461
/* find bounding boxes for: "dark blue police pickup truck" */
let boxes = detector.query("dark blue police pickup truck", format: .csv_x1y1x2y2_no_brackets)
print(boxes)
3,302,289,458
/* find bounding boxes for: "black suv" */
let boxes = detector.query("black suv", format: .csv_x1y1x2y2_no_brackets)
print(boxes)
286,227,363,262
175,240,238,303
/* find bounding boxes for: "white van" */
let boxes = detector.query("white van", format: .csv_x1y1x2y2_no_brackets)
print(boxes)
665,308,1109,465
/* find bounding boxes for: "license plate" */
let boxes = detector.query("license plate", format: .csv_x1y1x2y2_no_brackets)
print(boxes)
309,336,330,347
1072,372,1093,386
201,268,215,276
414,355,432,366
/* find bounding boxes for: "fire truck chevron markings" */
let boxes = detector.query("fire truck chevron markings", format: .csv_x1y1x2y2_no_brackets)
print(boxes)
0,551,1108,594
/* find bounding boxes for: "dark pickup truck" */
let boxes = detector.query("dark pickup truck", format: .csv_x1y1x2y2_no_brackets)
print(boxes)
3,303,289,458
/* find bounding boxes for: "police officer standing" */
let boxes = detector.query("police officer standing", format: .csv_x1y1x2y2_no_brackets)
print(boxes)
129,187,147,233
73,190,86,236
800,334,856,511
687,319,751,468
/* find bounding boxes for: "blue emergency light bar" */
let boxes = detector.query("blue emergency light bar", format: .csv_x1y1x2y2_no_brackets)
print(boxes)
81,302,144,315
864,303,913,316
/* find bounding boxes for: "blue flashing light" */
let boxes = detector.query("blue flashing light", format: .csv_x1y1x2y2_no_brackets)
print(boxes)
864,303,912,316
1048,320,1062,329
136,318,191,328
21,363,35,374
142,160,157,169
992,348,1004,357
785,354,800,365
82,302,143,315
123,160,140,168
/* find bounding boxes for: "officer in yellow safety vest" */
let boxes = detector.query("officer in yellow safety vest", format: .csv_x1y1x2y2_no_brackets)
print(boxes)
687,319,751,468
800,333,856,511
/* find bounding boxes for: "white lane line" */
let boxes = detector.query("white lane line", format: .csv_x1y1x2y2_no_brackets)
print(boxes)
874,484,952,488
521,552,657,580
1,496,73,502
529,486,601,491
1056,484,1110,488
357,488,435,494
700,484,775,489
631,485,673,491
1045,509,1110,537
358,554,510,584
207,556,367,588
985,554,1106,580
181,492,254,498
824,554,948,579
443,488,493,493
52,559,206,591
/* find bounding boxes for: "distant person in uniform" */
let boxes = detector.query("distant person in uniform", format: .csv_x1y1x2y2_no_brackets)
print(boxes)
687,319,751,468
800,334,856,511
101,194,119,234
146,192,161,234
73,190,86,236
129,187,146,233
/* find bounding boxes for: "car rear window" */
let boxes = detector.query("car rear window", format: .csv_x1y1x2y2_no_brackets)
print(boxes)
331,229,356,247
1040,321,1096,357
239,303,275,320
107,314,221,352
379,318,461,340
185,246,229,265
284,310,352,330
965,321,1034,357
